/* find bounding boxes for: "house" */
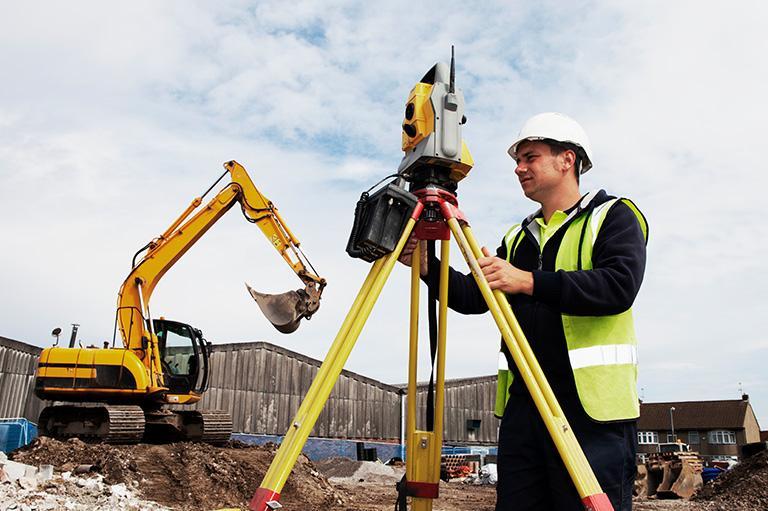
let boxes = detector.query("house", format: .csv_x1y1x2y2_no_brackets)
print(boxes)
637,395,761,462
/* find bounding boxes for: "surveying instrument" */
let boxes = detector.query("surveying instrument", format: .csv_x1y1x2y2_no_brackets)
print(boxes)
250,49,614,511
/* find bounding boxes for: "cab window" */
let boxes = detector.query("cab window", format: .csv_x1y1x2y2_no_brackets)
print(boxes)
156,322,195,376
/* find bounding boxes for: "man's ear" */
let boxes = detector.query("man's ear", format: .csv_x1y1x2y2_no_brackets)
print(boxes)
561,149,576,174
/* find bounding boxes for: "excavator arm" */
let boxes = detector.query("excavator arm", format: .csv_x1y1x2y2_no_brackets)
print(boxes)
116,161,325,378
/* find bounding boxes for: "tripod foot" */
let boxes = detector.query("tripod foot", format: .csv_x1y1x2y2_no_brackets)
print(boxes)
581,493,613,511
249,487,282,510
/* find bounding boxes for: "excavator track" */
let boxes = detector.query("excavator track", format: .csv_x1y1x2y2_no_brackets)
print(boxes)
39,404,145,444
181,409,233,445
199,410,233,444
142,408,232,444
102,405,147,443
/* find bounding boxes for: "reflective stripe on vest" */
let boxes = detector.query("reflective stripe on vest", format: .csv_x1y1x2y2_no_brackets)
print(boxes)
496,197,648,422
504,224,524,262
568,344,638,370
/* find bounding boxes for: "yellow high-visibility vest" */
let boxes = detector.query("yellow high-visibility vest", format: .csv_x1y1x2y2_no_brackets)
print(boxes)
495,198,648,421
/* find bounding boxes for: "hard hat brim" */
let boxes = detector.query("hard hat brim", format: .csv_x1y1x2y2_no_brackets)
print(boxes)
507,137,592,174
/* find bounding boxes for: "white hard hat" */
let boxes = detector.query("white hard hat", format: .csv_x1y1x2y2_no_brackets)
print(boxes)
507,112,593,173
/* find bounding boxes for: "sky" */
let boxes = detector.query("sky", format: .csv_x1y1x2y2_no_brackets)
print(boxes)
2,1,768,428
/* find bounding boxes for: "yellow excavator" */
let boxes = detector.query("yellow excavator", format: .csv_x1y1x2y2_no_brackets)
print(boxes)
34,160,325,444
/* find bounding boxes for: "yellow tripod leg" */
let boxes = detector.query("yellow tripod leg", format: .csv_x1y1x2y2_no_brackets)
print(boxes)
405,240,449,511
405,241,420,489
446,219,613,511
250,218,419,511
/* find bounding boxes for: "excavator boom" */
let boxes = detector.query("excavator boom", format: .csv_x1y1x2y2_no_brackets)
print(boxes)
117,160,325,364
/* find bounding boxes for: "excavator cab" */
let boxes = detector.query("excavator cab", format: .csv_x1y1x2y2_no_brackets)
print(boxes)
154,319,211,396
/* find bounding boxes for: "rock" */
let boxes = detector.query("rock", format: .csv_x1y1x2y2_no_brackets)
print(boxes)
0,460,35,482
65,438,85,448
37,464,53,482
110,482,129,498
17,476,37,490
73,464,97,474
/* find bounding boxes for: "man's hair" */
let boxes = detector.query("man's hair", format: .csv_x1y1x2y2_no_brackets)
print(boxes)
542,139,583,183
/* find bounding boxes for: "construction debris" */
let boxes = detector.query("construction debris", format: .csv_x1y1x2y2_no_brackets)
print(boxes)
463,463,498,485
9,437,344,510
314,457,403,484
0,471,171,511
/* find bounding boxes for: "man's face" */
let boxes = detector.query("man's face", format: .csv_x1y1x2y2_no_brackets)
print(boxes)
513,140,571,201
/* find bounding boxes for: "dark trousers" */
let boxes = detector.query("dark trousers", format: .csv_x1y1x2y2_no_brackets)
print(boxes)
495,393,637,511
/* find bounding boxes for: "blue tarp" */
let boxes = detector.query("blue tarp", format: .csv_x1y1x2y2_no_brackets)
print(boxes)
232,434,497,462
0,418,37,453
702,466,724,484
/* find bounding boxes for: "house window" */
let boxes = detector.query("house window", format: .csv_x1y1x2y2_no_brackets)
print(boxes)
688,431,700,444
638,431,658,444
708,430,736,444
666,433,676,443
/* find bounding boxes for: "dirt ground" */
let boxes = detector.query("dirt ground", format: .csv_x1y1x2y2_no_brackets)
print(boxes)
11,437,342,510
692,449,768,510
8,438,768,511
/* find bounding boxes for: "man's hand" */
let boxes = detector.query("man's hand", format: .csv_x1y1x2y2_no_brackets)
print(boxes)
398,234,428,276
477,246,534,295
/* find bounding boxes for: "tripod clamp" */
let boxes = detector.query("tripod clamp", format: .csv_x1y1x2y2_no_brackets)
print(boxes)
410,185,466,242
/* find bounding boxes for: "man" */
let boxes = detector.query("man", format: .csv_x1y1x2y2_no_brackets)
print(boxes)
399,112,647,510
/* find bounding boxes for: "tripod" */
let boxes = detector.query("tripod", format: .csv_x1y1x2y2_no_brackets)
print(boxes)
249,184,614,511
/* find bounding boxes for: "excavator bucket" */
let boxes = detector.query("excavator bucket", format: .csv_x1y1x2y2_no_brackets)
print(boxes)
638,452,703,500
668,460,703,500
246,283,307,334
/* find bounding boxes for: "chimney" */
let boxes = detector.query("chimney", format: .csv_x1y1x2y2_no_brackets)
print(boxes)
742,393,749,401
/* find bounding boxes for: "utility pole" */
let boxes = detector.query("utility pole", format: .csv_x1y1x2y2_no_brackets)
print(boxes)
669,406,676,442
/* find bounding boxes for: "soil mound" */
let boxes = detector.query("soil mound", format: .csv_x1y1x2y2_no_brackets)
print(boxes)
695,450,768,510
11,437,345,510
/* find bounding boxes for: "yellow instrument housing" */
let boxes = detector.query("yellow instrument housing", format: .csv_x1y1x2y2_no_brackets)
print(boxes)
450,141,474,182
401,83,435,152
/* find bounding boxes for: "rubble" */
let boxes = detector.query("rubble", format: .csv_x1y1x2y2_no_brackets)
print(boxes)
314,457,403,484
0,460,33,483
463,463,497,485
0,471,171,511
9,437,345,511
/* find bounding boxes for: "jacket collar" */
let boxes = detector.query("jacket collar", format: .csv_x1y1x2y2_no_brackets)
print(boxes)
521,189,607,246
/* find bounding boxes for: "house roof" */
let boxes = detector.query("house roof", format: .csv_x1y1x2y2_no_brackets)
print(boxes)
638,399,751,430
